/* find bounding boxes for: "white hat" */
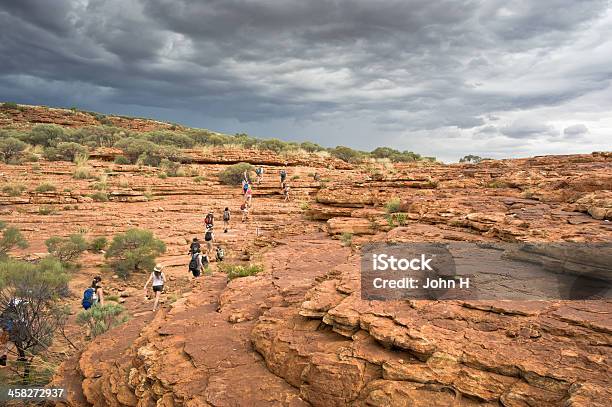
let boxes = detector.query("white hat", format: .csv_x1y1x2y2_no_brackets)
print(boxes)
153,264,164,272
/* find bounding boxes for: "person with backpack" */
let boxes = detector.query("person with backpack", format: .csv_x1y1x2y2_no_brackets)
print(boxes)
241,202,249,222
242,180,249,195
255,166,264,184
144,264,166,312
204,212,214,231
279,168,287,187
82,276,104,310
245,185,253,206
223,207,231,233
188,237,201,255
188,248,204,278
216,246,224,262
204,227,215,255
283,183,290,201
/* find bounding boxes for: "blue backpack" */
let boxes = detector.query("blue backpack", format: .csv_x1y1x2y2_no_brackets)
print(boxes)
243,183,249,193
82,288,95,310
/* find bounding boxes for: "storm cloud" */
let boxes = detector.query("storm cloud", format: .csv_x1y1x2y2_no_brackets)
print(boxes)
1,0,611,161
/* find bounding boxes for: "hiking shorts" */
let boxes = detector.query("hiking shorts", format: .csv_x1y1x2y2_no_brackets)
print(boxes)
153,285,164,292
191,268,201,278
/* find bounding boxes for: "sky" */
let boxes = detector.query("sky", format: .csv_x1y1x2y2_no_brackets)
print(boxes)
1,0,611,162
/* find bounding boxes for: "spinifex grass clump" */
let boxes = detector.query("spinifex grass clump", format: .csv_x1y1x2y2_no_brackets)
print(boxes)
384,197,401,213
76,303,128,338
218,263,263,280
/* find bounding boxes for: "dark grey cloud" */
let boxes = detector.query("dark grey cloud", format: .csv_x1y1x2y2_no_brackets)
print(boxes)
1,0,611,161
563,123,589,137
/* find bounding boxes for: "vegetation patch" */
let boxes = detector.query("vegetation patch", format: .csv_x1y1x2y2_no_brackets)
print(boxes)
35,182,56,193
384,197,402,213
218,162,255,185
76,303,128,338
105,229,166,279
45,234,87,263
218,263,263,280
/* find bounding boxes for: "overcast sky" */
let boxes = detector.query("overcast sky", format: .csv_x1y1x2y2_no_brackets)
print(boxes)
1,0,611,162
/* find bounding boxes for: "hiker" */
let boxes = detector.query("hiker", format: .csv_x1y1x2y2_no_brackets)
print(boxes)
241,202,249,222
0,298,27,363
245,185,253,206
0,307,10,366
243,169,250,185
216,246,224,262
223,207,231,233
188,237,201,255
283,183,290,201
279,168,287,187
144,264,166,311
313,172,320,182
204,227,215,255
204,211,214,230
255,166,264,184
242,180,249,195
188,248,204,278
82,276,104,310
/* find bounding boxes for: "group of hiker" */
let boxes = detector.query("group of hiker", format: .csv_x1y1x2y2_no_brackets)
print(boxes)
79,165,291,313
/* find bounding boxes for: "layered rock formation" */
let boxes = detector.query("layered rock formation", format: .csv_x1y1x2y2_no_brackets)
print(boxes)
1,122,610,406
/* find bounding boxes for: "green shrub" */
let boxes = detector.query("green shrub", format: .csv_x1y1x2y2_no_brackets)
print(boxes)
143,131,195,148
113,155,130,165
218,263,263,280
90,191,109,202
2,183,26,196
0,137,28,163
370,147,423,163
22,124,66,147
1,102,19,109
55,142,88,162
459,155,483,164
300,141,325,152
385,197,401,213
330,146,365,163
258,138,288,153
193,176,206,183
291,175,300,180
45,234,87,263
35,182,56,193
340,232,353,247
0,221,29,258
218,162,255,185
76,303,128,338
38,206,57,215
105,229,166,279
89,236,108,253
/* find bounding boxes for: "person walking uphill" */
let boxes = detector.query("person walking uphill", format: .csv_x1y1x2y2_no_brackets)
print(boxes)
144,264,166,312
82,276,104,310
279,167,287,187
204,227,215,255
223,207,231,233
204,212,214,231
188,248,205,278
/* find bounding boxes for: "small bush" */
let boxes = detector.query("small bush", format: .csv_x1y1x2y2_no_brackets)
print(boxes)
1,102,19,109
105,229,166,279
22,124,66,147
0,221,29,258
76,303,128,338
35,182,56,193
114,155,130,165
73,167,93,179
2,183,27,196
0,137,28,163
90,191,109,202
193,176,205,183
38,206,57,215
43,142,88,162
160,158,184,177
300,141,325,152
218,263,263,280
330,146,365,163
291,175,300,180
92,181,107,191
385,197,401,213
300,202,310,210
89,236,108,253
218,162,255,185
45,234,88,263
340,232,353,247
258,138,288,153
